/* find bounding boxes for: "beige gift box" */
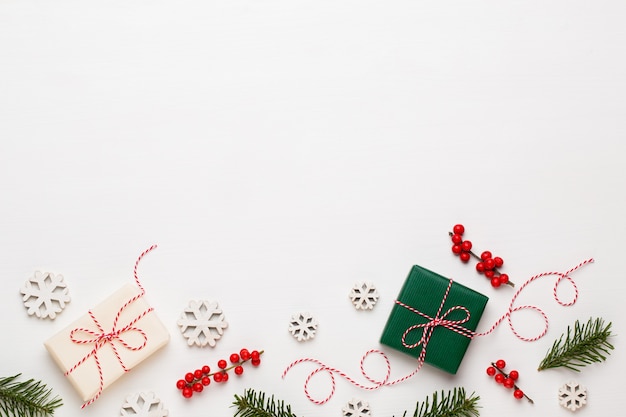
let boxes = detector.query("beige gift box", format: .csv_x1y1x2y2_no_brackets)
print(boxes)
44,283,170,403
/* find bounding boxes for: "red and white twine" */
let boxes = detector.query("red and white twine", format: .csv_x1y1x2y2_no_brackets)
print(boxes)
282,258,593,404
474,258,593,341
64,245,157,408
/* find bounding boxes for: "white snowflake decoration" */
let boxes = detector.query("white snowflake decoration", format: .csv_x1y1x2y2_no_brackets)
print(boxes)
20,271,70,319
177,300,228,347
559,381,587,412
120,391,168,417
342,398,371,417
288,312,318,342
349,281,379,310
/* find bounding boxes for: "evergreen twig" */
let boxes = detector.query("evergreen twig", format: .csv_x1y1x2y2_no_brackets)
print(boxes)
233,388,479,417
232,389,300,417
0,374,62,417
538,317,614,372
395,387,480,417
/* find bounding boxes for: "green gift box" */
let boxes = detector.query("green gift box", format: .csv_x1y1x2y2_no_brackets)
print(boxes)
380,265,488,374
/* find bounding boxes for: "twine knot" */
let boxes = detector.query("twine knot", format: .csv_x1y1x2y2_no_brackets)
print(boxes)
396,280,475,351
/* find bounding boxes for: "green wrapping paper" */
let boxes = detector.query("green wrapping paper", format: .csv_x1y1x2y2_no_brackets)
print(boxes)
380,265,488,374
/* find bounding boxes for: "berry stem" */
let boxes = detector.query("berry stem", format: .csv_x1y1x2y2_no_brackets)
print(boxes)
216,350,264,375
448,232,515,287
491,362,533,404
186,350,264,387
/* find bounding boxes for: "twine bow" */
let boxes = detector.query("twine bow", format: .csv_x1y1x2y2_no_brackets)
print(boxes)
69,315,149,353
396,279,475,357
63,245,157,408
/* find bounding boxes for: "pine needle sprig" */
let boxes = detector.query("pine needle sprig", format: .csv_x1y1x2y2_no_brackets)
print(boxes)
395,387,480,417
232,389,300,417
538,317,614,372
0,374,63,417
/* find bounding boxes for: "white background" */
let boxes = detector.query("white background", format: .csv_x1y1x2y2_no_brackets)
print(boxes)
1,1,624,416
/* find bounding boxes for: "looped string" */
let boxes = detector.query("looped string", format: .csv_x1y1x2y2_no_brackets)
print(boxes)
283,279,466,404
64,245,157,408
281,349,418,404
474,258,593,341
283,258,593,403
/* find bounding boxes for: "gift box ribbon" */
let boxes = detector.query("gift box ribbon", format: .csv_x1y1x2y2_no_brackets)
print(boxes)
395,278,476,360
64,245,157,408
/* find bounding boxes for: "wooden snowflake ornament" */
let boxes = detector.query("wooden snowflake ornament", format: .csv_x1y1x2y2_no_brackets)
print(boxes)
349,281,379,310
288,312,318,341
177,300,228,347
342,398,371,417
559,381,587,412
120,391,168,417
20,271,70,319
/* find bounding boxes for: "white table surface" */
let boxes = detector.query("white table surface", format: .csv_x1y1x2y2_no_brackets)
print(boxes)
1,1,624,416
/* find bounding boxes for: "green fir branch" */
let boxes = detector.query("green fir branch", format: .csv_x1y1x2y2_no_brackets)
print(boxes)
0,374,63,417
538,317,614,372
233,388,478,417
232,389,300,417
395,387,480,417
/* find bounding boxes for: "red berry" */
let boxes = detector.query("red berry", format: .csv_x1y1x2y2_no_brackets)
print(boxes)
484,258,495,270
251,358,261,366
452,244,462,254
503,378,515,389
461,240,472,252
460,252,470,262
514,389,524,399
495,373,505,384
509,370,519,380
485,270,495,278
499,274,509,285
176,379,186,390
491,277,501,287
217,359,227,369
185,372,194,383
495,359,506,369
194,369,203,379
234,365,244,375
476,262,485,273
201,365,210,374
481,251,492,261
486,366,496,376
221,372,229,382
230,353,240,363
453,224,465,235
251,350,260,360
201,376,211,386
182,387,193,398
214,373,223,382
451,234,463,244
193,382,203,392
494,256,504,267
240,349,251,361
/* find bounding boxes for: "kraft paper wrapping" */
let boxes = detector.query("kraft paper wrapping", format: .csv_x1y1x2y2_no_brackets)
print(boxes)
44,283,169,402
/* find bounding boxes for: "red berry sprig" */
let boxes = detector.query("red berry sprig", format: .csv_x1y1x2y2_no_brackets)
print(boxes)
176,349,263,398
486,359,533,403
449,224,515,288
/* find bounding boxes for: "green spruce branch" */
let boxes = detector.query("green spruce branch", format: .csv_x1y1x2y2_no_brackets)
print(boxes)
232,389,299,417
395,388,480,417
538,317,614,372
0,374,62,417
233,388,478,417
